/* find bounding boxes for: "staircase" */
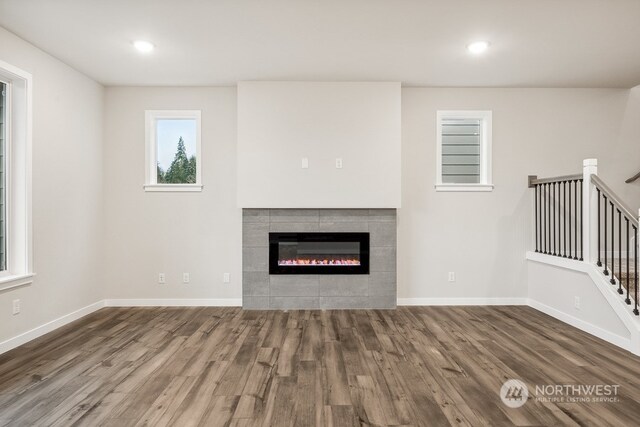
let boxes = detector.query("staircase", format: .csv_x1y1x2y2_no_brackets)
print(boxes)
529,159,640,318
612,258,636,288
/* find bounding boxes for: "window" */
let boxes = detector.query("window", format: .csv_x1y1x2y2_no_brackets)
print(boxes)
436,110,493,192
145,110,202,192
0,81,6,271
0,60,34,290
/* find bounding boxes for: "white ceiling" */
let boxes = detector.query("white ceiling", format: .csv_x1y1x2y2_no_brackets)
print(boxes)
1,0,639,88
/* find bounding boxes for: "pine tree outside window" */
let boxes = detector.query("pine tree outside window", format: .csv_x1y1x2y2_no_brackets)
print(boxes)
145,110,202,192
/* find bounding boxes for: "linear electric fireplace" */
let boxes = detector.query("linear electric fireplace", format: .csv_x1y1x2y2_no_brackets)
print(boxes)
269,232,370,275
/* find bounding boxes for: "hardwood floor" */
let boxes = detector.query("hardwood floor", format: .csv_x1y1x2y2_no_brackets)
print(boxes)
1,306,639,426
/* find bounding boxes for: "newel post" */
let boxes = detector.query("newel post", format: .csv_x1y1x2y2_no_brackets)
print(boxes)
582,159,598,263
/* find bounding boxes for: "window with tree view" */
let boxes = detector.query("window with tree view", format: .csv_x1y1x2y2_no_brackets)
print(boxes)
156,119,197,184
145,110,202,191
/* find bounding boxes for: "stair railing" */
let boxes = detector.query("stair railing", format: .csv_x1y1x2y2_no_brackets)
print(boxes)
528,174,583,260
591,174,639,315
626,171,640,184
530,159,640,316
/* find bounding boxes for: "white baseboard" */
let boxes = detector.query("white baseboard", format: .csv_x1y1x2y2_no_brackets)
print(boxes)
1,294,634,357
527,298,633,353
104,298,242,307
397,297,528,306
0,300,106,355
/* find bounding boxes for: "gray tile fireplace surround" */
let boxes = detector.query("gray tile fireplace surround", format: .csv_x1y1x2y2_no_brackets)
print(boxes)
242,209,397,309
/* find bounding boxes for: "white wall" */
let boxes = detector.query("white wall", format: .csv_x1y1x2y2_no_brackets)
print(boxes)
527,259,631,347
399,88,640,300
615,85,640,212
103,87,241,301
237,82,401,208
103,86,639,304
0,27,104,344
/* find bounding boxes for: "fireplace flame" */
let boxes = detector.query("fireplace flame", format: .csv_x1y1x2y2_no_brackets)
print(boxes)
278,258,361,266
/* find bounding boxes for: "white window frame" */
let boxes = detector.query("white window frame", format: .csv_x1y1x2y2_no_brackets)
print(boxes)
0,60,34,291
436,110,493,192
144,110,202,192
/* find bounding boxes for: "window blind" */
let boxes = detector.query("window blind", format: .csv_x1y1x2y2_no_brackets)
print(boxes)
441,118,481,184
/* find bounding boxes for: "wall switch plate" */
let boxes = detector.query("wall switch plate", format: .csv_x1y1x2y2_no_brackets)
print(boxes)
183,273,190,284
12,299,20,315
158,273,166,284
574,296,581,310
335,158,343,169
223,273,230,283
301,157,309,169
448,272,456,282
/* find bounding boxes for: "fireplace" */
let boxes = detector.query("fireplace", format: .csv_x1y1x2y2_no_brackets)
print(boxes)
269,232,370,275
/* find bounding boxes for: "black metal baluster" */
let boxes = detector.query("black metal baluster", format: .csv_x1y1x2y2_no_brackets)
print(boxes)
563,181,567,257
553,182,557,256
575,180,579,260
604,195,609,275
548,183,551,255
543,183,547,254
597,188,602,266
634,225,639,316
626,218,631,304
579,179,584,261
611,202,615,284
569,181,572,259
617,209,622,291
540,184,543,253
557,182,560,257
535,184,539,252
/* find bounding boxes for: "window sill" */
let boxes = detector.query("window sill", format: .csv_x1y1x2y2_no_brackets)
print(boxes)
144,184,203,192
0,273,35,292
435,184,494,192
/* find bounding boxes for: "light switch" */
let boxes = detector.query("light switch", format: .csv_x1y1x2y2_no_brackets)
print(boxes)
335,158,343,169
301,157,309,169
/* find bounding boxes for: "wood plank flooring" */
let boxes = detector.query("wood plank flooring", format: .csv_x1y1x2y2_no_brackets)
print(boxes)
1,306,639,426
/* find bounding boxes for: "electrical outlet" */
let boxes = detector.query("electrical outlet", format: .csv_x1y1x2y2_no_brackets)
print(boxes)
448,272,456,282
335,158,343,169
158,273,166,284
183,273,190,284
12,299,20,315
574,296,581,310
301,157,309,169
223,273,230,283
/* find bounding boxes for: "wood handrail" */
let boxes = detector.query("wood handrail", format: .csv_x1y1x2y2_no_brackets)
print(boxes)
625,171,640,184
591,174,639,227
528,173,582,187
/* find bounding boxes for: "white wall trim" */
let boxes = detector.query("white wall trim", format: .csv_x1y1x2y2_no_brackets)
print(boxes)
1,285,636,356
398,297,527,306
104,298,242,307
144,109,202,189
434,184,494,192
0,298,243,355
435,109,493,189
0,60,34,280
527,251,640,355
0,272,35,291
526,251,640,331
0,300,105,355
527,298,633,353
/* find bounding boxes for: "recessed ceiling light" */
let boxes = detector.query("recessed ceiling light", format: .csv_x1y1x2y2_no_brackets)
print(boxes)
133,40,155,53
467,41,489,55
